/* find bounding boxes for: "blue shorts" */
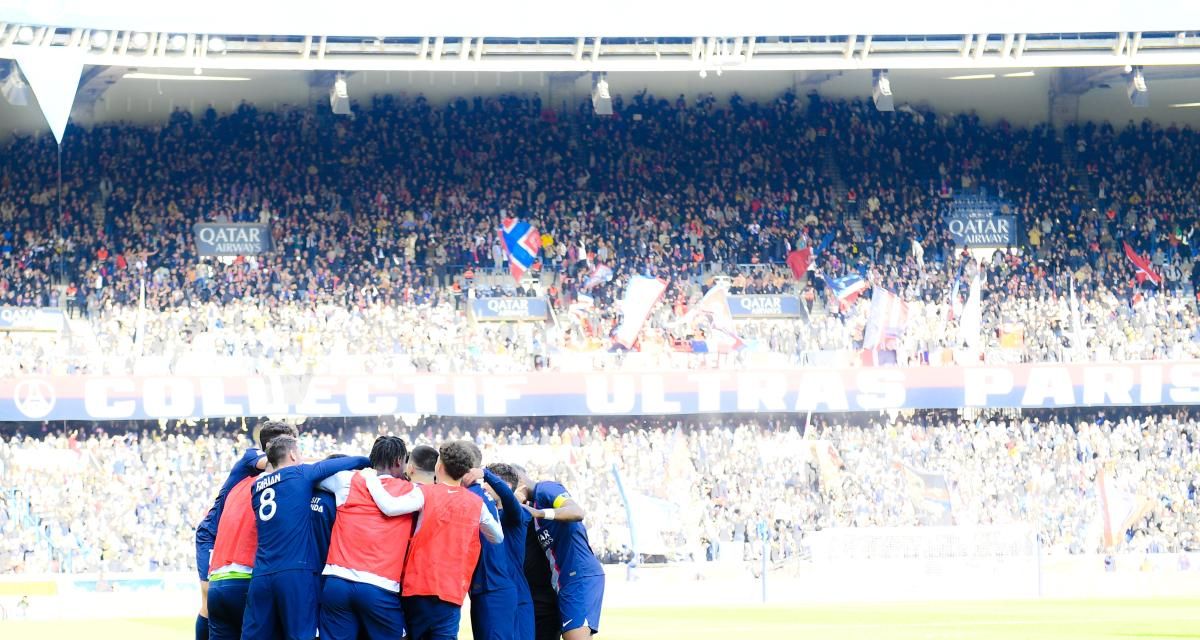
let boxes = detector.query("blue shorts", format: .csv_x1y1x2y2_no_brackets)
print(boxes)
558,574,604,635
320,576,405,640
206,578,250,640
402,595,461,640
514,597,535,640
469,587,518,640
242,570,320,640
196,542,213,582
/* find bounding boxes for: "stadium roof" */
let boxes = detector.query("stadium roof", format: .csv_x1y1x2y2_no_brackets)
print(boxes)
2,1,1200,73
4,0,1199,39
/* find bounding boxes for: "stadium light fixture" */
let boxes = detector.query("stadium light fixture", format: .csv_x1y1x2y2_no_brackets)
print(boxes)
1168,102,1200,108
208,36,226,53
130,32,150,49
591,72,612,116
91,31,110,49
122,71,250,82
872,69,894,111
330,73,351,115
1003,70,1035,77
16,26,34,44
946,73,996,80
1127,66,1148,108
168,34,187,51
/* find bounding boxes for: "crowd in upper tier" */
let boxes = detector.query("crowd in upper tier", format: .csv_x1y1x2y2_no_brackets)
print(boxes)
1,91,1199,375
2,408,1196,574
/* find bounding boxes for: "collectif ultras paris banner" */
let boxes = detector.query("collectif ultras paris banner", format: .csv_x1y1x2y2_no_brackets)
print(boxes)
1,362,1199,421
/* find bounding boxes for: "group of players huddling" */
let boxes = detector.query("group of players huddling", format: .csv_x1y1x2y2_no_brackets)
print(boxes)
192,422,605,640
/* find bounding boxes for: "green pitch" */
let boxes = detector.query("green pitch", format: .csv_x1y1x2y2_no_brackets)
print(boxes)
2,599,1199,639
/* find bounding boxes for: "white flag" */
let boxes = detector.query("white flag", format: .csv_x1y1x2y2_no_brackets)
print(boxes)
614,276,668,348
958,273,982,352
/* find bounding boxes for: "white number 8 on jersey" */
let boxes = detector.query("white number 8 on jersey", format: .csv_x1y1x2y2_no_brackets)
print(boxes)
258,487,277,521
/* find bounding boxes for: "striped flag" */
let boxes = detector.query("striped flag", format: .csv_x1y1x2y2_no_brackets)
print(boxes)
863,287,909,350
498,217,541,282
827,273,869,308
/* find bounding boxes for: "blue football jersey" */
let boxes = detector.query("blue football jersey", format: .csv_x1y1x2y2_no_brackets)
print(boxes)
532,481,604,590
310,489,337,568
251,456,368,575
196,448,262,545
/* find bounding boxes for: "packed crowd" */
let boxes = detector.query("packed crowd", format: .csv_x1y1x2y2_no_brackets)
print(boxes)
2,407,1196,574
2,91,1199,375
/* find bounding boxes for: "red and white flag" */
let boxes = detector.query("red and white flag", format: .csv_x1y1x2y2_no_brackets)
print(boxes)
1123,242,1162,286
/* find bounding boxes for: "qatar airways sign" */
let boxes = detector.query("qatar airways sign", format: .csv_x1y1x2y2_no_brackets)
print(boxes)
470,298,550,321
726,295,802,318
947,212,1017,247
193,223,272,256
1,362,1198,421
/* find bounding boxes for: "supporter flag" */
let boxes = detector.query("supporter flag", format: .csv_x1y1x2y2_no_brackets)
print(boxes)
911,238,925,268
958,273,982,351
498,217,541,282
1095,470,1151,549
899,463,954,526
998,324,1025,349
611,464,683,557
582,264,614,291
1123,242,1163,287
678,285,744,353
826,273,869,309
614,275,668,348
786,247,813,280
862,287,909,350
948,276,964,321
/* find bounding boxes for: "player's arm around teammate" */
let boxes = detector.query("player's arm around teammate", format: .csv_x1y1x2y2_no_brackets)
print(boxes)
242,436,369,640
318,436,425,640
193,421,295,640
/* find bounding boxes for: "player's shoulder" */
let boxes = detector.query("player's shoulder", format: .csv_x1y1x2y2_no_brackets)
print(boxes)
535,480,570,498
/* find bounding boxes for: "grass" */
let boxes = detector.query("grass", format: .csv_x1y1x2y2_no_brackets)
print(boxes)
3,599,1200,639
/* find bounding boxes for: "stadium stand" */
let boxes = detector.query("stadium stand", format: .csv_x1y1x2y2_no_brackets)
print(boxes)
1,408,1197,575
1,93,1198,376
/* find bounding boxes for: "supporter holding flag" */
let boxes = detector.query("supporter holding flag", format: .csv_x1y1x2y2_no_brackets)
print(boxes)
823,272,869,311
1123,241,1163,287
499,218,542,283
863,287,909,351
581,265,613,291
786,247,812,281
613,276,668,348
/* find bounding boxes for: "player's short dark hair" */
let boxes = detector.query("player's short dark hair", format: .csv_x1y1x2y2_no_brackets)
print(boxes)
266,435,299,466
257,421,298,450
438,441,475,481
370,436,408,470
410,444,439,474
486,463,518,490
324,453,347,460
